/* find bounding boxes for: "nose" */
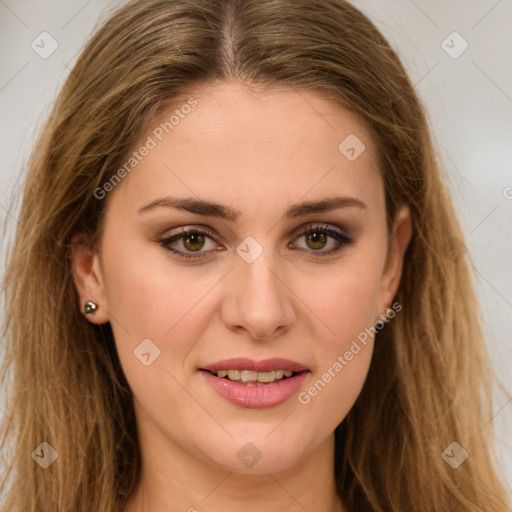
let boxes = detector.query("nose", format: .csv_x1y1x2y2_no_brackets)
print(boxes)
221,250,296,340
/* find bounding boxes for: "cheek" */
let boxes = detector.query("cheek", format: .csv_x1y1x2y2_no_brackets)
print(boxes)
99,232,220,392
298,251,385,348
100,229,214,338
292,250,384,426
294,262,380,429
297,343,373,437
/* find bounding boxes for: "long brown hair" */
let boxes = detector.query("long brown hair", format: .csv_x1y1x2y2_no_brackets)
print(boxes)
1,0,510,510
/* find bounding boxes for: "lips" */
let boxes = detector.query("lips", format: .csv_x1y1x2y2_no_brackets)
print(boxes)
199,357,310,409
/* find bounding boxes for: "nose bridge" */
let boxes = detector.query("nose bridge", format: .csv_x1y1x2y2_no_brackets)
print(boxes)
222,238,295,339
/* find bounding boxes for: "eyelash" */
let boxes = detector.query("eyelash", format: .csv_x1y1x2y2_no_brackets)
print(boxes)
157,224,353,261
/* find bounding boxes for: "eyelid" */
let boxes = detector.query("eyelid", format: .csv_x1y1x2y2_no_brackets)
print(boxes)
161,225,217,240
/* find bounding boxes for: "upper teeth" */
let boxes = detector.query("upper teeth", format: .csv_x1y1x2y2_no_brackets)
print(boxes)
216,369,294,383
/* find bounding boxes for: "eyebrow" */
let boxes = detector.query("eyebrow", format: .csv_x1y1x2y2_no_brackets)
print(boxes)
137,195,367,220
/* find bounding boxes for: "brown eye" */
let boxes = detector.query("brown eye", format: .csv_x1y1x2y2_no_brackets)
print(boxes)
158,227,218,260
291,224,353,257
304,231,328,250
182,232,206,252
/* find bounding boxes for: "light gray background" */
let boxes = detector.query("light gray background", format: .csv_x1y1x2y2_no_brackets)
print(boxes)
1,0,511,499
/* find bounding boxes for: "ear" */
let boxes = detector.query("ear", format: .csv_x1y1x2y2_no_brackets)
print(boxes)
378,205,412,314
70,234,110,325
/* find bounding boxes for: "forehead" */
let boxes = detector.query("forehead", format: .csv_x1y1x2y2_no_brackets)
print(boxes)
106,81,383,219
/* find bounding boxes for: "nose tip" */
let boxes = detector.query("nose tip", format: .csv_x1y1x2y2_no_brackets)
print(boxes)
221,258,296,340
246,320,286,341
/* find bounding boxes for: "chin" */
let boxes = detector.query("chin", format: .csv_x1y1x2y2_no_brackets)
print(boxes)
199,433,312,475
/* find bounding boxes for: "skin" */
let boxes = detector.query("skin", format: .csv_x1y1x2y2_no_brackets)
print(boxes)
72,81,412,512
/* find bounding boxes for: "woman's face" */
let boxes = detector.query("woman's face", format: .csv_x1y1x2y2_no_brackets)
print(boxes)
73,81,410,474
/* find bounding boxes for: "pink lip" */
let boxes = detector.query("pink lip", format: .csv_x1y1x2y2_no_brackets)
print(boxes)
200,357,309,373
200,369,309,409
